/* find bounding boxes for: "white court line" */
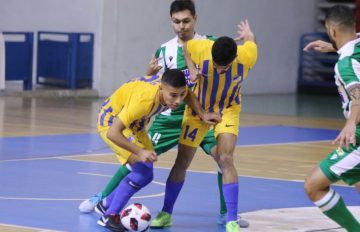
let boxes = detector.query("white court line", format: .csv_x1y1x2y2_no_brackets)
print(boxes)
0,139,346,187
0,172,165,201
0,223,63,231
0,139,334,163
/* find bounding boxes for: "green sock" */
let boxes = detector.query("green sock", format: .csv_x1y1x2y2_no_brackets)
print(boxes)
315,189,360,232
217,171,227,215
101,165,131,198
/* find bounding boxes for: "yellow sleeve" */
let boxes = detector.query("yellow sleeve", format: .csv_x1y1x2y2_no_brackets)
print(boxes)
186,39,205,65
117,95,149,128
237,41,258,77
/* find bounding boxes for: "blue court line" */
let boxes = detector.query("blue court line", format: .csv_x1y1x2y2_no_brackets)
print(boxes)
0,125,339,160
0,159,357,232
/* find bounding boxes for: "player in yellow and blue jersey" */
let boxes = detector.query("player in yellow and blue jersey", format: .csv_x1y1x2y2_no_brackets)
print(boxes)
150,20,257,232
95,69,221,231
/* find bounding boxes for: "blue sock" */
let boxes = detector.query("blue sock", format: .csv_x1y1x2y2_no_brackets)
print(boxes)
161,179,184,214
223,182,238,222
105,162,153,215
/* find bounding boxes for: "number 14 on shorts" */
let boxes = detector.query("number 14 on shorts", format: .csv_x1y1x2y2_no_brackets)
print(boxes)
183,125,198,142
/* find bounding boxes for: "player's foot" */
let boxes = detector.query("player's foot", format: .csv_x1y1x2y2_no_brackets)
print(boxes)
226,221,240,232
150,211,172,228
97,214,126,232
217,213,249,228
78,192,102,213
95,199,107,216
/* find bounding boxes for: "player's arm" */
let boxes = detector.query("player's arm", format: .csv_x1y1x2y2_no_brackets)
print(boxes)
184,90,221,125
303,40,336,53
107,117,157,162
333,83,360,149
183,42,201,82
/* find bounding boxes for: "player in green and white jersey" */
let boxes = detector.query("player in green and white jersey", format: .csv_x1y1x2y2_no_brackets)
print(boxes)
304,5,360,231
79,0,249,227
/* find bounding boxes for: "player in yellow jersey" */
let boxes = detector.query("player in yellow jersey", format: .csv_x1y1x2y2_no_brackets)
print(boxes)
95,69,221,232
150,20,257,232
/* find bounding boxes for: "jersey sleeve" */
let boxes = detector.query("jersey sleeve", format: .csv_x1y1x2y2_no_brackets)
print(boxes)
117,94,149,128
186,39,203,65
237,41,258,77
338,57,360,89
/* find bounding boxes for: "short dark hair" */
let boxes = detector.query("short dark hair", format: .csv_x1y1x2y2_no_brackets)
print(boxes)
212,36,237,66
170,0,196,17
325,5,355,30
161,69,186,87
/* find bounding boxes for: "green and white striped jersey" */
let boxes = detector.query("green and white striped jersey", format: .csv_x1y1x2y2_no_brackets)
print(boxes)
335,36,360,119
154,33,215,116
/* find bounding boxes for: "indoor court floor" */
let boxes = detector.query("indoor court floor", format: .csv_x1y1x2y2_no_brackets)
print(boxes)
0,93,359,232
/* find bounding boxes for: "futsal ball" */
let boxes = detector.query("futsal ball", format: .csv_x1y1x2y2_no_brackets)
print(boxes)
120,203,151,232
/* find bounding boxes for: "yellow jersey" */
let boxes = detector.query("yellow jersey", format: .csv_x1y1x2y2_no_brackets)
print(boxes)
187,39,257,114
97,75,168,132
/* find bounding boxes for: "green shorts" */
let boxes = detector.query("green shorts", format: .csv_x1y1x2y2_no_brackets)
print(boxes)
148,104,216,156
320,144,360,185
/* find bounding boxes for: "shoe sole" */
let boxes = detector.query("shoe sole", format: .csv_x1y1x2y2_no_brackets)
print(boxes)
150,223,172,228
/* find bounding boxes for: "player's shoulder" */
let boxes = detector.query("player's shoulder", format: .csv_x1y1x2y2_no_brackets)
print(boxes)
187,38,213,53
155,37,178,58
159,37,178,49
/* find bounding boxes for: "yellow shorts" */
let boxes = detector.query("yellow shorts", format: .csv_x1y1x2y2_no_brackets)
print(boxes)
98,126,153,165
179,104,241,148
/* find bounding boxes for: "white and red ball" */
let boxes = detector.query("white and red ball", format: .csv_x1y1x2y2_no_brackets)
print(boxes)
120,203,151,232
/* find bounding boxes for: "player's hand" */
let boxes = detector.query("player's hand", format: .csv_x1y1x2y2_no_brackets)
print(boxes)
303,40,336,53
136,149,157,163
332,120,357,150
201,112,222,125
189,65,202,82
234,19,255,42
146,54,162,75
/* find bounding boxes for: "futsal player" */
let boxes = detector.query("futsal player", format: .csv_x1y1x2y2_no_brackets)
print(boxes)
304,5,360,231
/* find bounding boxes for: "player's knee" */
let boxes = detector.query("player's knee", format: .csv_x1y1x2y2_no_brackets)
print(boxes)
217,154,234,170
304,175,317,200
128,162,154,188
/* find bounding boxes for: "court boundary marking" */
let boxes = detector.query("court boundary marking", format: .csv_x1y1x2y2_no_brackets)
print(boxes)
0,223,63,232
0,139,334,164
0,173,165,201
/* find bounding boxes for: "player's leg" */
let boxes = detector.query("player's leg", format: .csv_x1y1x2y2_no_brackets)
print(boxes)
200,130,249,228
80,114,183,213
304,147,360,231
79,164,131,213
151,115,208,228
98,131,154,231
213,105,241,232
99,160,154,232
215,133,240,232
79,130,133,213
150,143,198,228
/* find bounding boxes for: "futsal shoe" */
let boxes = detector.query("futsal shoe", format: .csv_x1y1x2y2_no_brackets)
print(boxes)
226,221,240,232
217,213,250,228
97,214,127,232
78,192,102,213
95,200,107,216
149,211,172,228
